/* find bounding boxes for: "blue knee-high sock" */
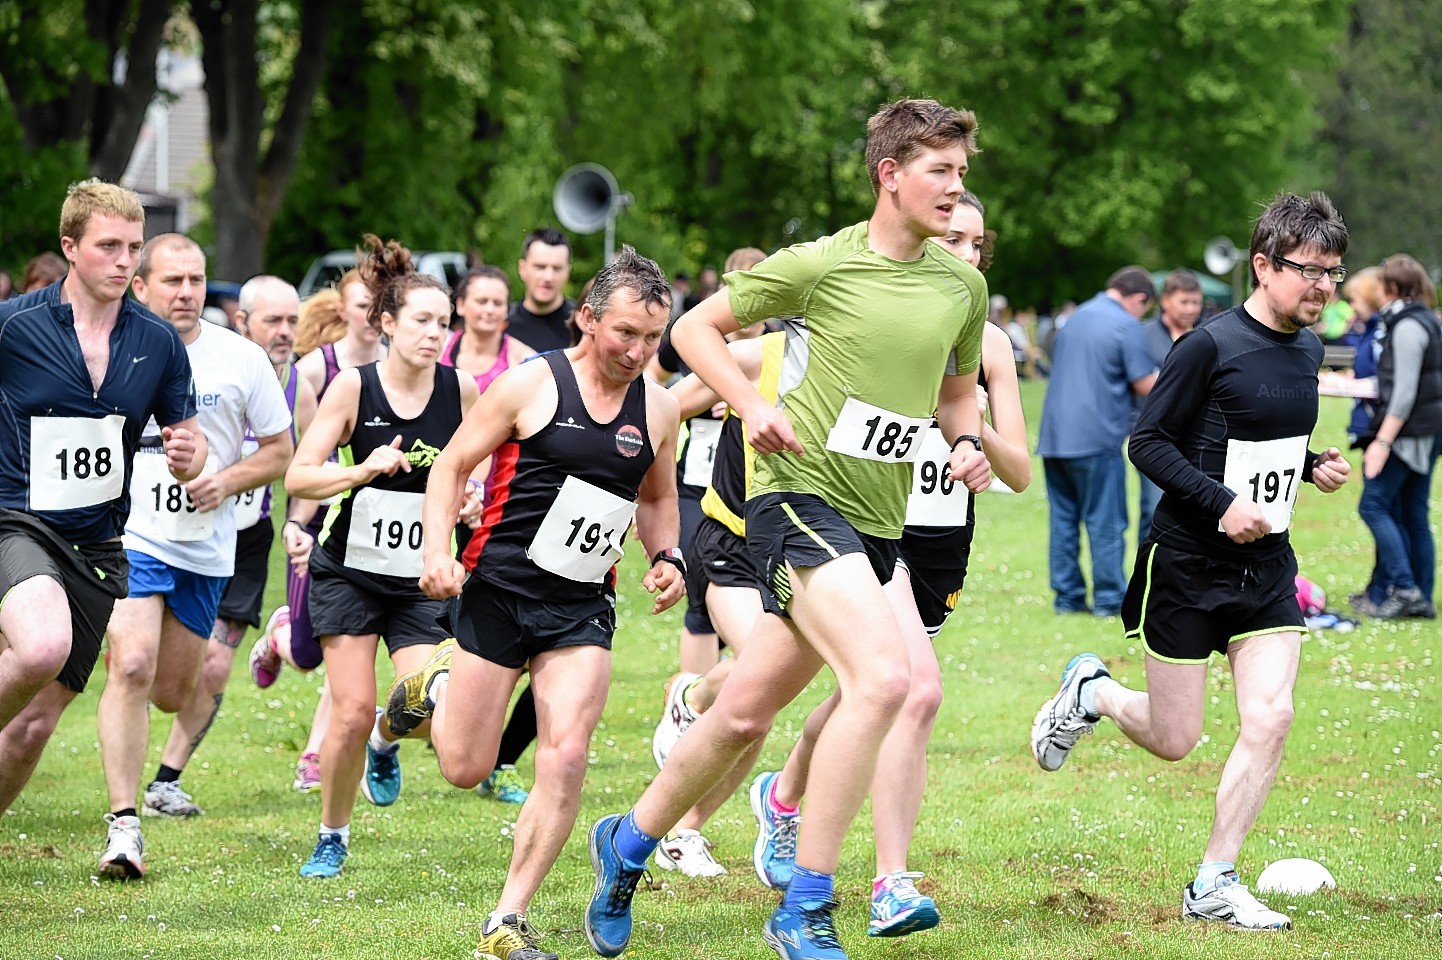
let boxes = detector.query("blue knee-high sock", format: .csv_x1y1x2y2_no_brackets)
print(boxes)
783,865,835,909
612,811,660,870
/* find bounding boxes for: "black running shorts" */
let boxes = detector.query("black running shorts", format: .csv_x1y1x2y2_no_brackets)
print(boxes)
1123,541,1305,663
0,510,128,693
217,519,274,628
744,492,900,618
446,576,616,669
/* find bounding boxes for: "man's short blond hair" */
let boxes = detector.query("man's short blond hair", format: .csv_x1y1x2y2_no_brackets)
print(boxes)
59,178,144,244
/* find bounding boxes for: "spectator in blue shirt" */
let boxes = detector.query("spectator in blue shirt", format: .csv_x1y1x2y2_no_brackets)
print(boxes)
1037,266,1158,616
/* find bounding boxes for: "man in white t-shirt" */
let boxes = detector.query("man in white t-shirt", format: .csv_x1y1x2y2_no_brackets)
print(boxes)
95,235,293,879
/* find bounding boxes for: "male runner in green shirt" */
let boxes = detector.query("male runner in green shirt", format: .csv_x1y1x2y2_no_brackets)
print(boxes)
586,98,990,960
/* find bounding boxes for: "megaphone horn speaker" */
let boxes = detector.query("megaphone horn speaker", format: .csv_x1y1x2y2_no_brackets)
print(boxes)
554,163,621,235
1204,236,1240,276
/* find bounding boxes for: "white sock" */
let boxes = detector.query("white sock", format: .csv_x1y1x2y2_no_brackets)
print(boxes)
320,822,350,845
368,714,397,753
426,672,449,705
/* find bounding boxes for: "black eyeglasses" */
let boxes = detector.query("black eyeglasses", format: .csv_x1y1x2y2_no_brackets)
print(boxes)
1272,255,1347,284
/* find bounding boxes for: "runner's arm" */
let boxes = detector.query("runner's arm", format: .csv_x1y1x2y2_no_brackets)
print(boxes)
668,336,767,420
937,366,990,492
977,322,1031,491
285,369,365,500
635,387,683,614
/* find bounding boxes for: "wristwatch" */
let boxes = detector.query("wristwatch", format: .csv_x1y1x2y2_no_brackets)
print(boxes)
950,434,983,452
652,548,686,573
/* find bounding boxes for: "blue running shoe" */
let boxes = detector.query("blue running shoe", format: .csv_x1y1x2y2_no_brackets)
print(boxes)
749,771,800,889
763,899,847,959
585,814,646,957
867,871,940,937
361,707,402,806
299,833,347,878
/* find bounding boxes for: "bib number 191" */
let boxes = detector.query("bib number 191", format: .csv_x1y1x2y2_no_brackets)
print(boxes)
565,516,619,555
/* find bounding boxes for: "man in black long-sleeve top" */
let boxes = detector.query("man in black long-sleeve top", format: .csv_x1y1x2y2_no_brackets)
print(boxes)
1030,192,1353,931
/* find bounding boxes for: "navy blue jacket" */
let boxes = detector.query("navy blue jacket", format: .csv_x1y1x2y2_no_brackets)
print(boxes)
0,280,197,543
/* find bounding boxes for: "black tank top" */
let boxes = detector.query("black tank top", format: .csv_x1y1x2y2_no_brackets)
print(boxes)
315,362,463,592
464,350,655,600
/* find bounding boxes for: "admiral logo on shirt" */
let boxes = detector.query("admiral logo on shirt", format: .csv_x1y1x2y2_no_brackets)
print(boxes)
614,424,644,458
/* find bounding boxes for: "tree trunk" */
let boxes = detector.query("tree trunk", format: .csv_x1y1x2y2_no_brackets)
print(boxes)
193,0,337,278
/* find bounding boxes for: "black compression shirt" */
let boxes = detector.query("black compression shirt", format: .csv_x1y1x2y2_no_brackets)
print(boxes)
1130,305,1324,561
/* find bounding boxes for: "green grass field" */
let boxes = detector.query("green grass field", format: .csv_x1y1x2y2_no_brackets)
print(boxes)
2,382,1439,959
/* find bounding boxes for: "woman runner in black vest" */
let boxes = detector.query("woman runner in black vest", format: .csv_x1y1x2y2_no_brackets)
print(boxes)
284,236,478,880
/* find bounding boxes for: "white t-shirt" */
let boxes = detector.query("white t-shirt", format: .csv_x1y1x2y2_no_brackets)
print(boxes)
123,323,292,576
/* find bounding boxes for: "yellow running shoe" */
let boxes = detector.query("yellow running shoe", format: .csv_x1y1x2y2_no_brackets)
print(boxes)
477,912,557,960
385,638,455,738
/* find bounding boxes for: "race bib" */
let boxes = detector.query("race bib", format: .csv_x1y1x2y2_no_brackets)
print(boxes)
527,475,637,583
682,418,723,488
129,451,216,542
905,427,972,527
1219,435,1309,534
232,485,267,531
231,436,267,531
825,398,930,463
29,415,126,511
346,487,425,578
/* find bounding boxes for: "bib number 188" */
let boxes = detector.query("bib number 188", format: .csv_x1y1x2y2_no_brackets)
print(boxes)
56,446,113,480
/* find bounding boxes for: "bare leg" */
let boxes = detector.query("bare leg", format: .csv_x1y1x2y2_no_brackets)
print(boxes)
496,645,611,913
429,647,523,788
98,597,166,812
303,677,332,758
1093,655,1207,762
158,619,244,771
872,570,943,876
773,692,837,808
0,576,74,730
633,613,822,837
0,681,79,813
317,634,380,829
148,611,209,714
1205,632,1300,864
679,627,720,675
782,556,911,876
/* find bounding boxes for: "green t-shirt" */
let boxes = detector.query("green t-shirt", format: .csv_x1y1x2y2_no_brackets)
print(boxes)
725,221,987,538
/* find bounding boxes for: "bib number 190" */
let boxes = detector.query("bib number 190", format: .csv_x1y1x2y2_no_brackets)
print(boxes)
372,517,424,552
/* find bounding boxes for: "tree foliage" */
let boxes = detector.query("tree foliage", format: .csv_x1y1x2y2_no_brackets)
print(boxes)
1317,0,1442,272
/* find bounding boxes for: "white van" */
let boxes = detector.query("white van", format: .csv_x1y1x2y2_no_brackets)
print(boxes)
298,250,469,299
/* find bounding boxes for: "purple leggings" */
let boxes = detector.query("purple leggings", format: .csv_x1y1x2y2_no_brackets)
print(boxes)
285,515,326,670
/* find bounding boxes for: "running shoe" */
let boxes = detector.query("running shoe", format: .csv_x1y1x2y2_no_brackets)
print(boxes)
749,770,800,890
294,752,322,793
1182,872,1291,929
142,780,204,818
360,706,402,806
477,764,530,804
763,899,846,960
655,829,726,878
385,638,455,738
248,605,288,688
476,912,558,960
1030,653,1109,772
584,814,647,957
867,871,940,937
651,671,701,768
98,813,146,879
299,833,347,879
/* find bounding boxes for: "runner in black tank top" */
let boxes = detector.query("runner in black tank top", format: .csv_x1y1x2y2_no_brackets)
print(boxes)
380,248,683,959
463,349,654,598
284,242,478,882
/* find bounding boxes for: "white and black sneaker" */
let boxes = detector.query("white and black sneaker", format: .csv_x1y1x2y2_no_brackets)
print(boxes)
1183,872,1291,929
655,829,726,878
98,813,146,879
1031,653,1108,771
651,672,701,769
